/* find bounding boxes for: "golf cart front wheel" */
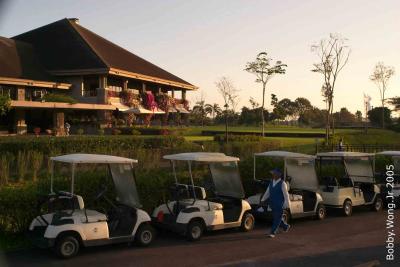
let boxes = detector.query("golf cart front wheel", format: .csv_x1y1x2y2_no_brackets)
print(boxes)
240,212,255,232
135,224,155,247
55,235,80,259
186,220,204,241
343,200,353,217
316,204,326,220
282,210,290,224
371,196,383,212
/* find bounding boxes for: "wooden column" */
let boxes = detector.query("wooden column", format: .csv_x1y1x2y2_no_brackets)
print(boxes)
123,79,128,91
14,109,27,135
142,82,146,93
53,111,65,136
182,90,186,101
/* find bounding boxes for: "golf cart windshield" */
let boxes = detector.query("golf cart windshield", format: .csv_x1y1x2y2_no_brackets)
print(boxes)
209,162,245,199
109,163,141,208
286,158,318,191
344,157,374,183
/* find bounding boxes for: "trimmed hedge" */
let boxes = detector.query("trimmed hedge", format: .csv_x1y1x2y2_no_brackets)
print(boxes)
0,135,186,155
214,134,263,143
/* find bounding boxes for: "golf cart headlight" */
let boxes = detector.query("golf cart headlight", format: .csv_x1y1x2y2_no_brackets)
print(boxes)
157,211,164,222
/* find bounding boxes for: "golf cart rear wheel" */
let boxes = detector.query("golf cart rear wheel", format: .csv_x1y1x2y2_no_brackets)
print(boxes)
186,220,204,241
135,224,155,247
371,196,383,212
240,212,255,232
282,210,290,224
55,235,80,259
343,200,353,217
316,204,326,220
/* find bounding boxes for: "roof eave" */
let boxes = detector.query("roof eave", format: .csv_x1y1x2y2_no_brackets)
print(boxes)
0,76,71,89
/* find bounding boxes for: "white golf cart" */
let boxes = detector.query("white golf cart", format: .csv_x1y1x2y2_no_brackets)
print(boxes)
375,151,400,207
247,151,326,223
28,154,155,259
316,152,383,216
152,152,254,241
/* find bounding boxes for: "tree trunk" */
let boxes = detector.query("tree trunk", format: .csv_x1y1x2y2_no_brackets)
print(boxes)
382,100,385,129
225,107,228,143
261,83,266,137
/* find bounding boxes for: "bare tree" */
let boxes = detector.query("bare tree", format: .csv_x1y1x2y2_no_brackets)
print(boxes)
311,34,350,142
215,77,239,142
370,62,395,129
245,52,287,136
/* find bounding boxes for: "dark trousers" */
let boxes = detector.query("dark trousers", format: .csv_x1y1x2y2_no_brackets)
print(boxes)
271,207,289,234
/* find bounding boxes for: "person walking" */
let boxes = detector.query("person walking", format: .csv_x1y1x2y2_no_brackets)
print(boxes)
65,122,71,136
260,168,290,238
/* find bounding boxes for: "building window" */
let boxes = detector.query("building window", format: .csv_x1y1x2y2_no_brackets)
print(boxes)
83,76,99,97
25,87,47,101
0,85,17,100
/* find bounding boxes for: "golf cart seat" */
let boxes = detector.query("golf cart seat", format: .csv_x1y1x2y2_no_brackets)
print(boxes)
207,201,223,210
85,210,107,223
290,194,303,201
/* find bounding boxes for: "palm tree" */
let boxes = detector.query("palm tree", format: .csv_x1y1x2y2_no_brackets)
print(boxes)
192,100,208,126
205,103,222,120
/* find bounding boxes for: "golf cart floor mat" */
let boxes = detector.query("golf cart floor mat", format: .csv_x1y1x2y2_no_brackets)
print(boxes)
292,190,316,212
219,198,242,223
359,183,375,203
108,205,137,237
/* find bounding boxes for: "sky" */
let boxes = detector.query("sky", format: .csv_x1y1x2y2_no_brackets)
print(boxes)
0,0,399,115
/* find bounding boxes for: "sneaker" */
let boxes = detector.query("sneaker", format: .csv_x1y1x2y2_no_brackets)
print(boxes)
283,225,291,233
268,234,275,238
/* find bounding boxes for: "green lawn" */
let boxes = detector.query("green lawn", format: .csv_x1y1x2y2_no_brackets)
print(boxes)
184,125,359,136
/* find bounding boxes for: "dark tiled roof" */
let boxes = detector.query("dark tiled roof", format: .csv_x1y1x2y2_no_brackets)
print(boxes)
13,18,194,87
0,36,54,81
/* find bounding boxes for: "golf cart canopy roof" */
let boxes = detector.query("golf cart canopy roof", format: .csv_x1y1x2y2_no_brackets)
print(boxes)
254,151,315,159
376,151,400,157
164,152,239,162
316,152,374,158
51,154,138,164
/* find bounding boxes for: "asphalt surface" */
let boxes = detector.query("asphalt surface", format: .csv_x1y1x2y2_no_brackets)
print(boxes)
2,208,399,267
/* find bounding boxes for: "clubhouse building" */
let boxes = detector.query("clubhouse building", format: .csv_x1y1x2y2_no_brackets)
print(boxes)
0,18,196,135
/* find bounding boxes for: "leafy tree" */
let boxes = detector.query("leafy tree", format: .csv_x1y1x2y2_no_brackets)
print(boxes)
370,62,395,128
311,34,350,141
294,97,313,117
368,107,392,127
245,52,287,136
333,107,356,126
388,97,400,112
298,107,326,127
355,110,363,122
215,77,239,142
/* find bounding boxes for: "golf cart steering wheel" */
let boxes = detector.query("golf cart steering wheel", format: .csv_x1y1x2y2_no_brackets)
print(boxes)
95,186,108,201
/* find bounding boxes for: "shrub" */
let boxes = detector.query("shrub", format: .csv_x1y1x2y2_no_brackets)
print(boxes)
131,129,141,135
33,127,41,137
43,93,77,104
97,128,105,135
77,128,84,135
112,129,122,135
30,151,43,182
0,153,13,185
0,94,11,116
214,134,263,143
16,151,28,183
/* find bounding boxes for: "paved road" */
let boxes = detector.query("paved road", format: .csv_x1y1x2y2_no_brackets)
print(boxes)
2,209,399,267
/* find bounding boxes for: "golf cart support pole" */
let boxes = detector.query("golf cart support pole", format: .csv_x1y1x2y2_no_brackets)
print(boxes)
71,163,76,195
187,161,196,199
50,160,54,194
253,155,256,181
172,160,178,183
